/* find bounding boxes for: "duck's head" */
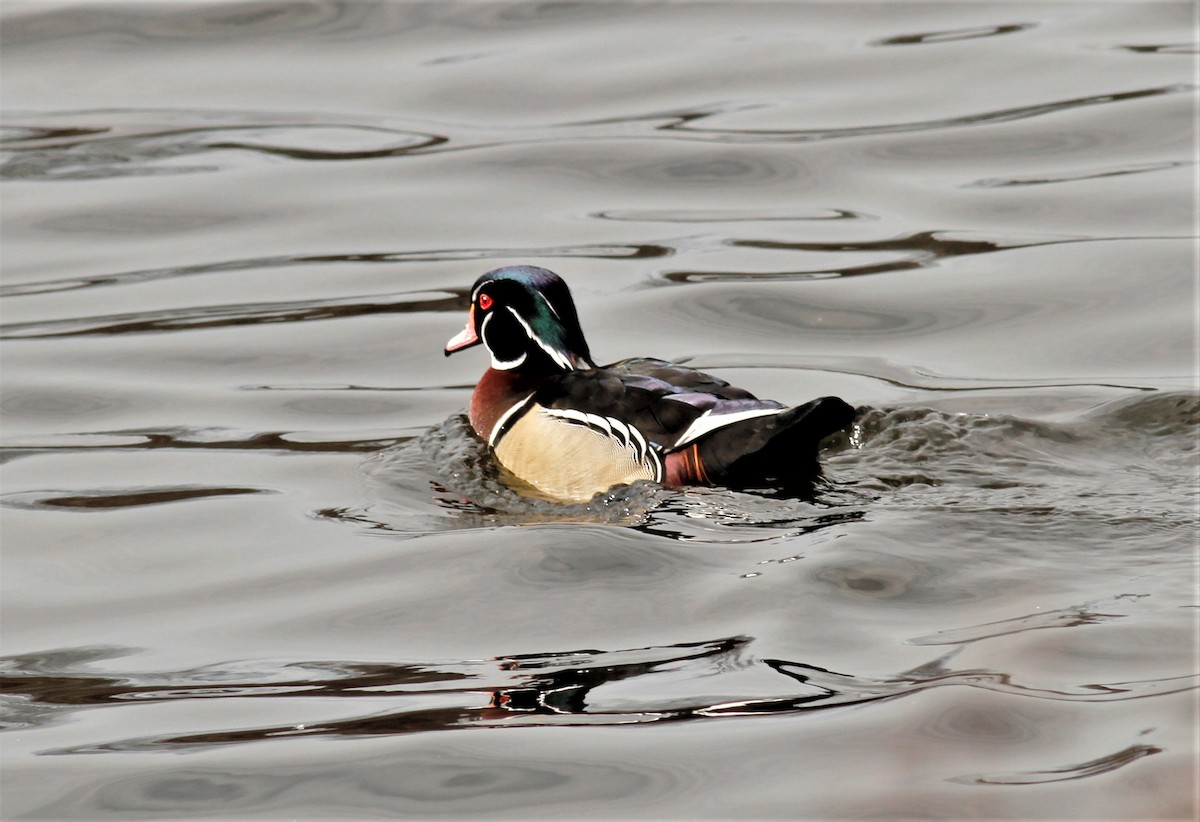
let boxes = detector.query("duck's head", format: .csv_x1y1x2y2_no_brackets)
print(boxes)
444,266,595,372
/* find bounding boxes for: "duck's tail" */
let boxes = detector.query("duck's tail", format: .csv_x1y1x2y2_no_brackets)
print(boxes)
691,396,856,493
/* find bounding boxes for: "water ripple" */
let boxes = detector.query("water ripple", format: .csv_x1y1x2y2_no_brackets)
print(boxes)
0,486,270,512
656,231,1185,283
1115,43,1198,56
3,82,1190,188
593,207,872,223
872,23,1036,47
949,743,1162,786
0,243,670,299
349,413,857,538
3,632,1194,755
1,123,443,180
0,125,108,142
652,85,1193,143
353,413,670,532
968,159,1194,188
824,391,1200,536
0,290,463,338
907,597,1139,646
0,1,391,46
1,426,409,460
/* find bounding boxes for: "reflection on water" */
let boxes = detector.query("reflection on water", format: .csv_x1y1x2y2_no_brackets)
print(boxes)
0,288,466,338
2,485,270,511
950,742,1164,786
658,229,1123,282
0,242,670,298
871,23,1038,47
4,630,1194,756
2,0,1196,818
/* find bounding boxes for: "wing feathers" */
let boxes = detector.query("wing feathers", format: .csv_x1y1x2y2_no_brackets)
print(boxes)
673,406,787,449
542,407,662,480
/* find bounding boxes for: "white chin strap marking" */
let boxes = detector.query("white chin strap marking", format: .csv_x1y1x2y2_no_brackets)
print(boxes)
481,312,527,370
501,306,574,371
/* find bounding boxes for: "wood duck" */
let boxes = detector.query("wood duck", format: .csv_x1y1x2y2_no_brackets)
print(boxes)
445,266,855,503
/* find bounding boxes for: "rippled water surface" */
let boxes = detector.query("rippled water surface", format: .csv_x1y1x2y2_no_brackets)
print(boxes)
2,2,1197,818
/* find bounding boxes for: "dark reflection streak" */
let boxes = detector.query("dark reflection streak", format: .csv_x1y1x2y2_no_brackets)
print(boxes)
908,600,1130,646
635,507,861,542
0,431,411,458
741,231,1064,257
76,689,898,753
49,668,1200,754
951,744,1162,785
205,134,448,160
239,383,475,392
891,670,1200,704
0,292,463,339
0,130,448,183
0,245,670,299
661,262,916,283
37,667,901,753
720,510,864,532
660,233,1189,284
969,160,1192,188
12,638,759,748
0,663,466,707
657,85,1190,141
1117,44,1198,55
299,244,672,264
2,487,269,511
0,123,440,154
3,83,1187,187
0,126,109,143
594,208,868,223
10,84,1183,187
0,255,301,298
872,23,1035,47
12,635,1197,755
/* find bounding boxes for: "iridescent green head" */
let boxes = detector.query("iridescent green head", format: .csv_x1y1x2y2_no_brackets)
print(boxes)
444,266,595,372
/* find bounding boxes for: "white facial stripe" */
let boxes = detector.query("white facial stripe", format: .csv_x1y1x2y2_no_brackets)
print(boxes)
505,306,574,371
470,280,493,303
536,289,562,321
673,407,785,449
491,351,527,369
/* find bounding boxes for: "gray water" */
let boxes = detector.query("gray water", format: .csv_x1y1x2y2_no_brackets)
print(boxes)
1,2,1197,819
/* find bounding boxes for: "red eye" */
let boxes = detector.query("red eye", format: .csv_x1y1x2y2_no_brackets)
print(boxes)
478,293,493,311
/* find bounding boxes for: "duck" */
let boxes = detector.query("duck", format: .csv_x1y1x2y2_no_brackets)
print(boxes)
444,265,855,503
